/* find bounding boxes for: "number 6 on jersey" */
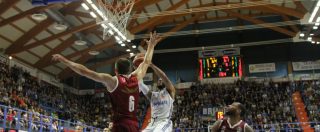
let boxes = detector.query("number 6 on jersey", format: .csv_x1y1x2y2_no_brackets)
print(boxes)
129,96,135,112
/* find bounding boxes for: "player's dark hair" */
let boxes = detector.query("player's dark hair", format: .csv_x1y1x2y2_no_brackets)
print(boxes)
115,58,132,74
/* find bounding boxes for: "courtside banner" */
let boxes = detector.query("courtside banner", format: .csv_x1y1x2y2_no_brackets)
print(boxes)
292,61,320,71
198,50,218,58
249,63,276,73
198,48,240,58
218,48,240,56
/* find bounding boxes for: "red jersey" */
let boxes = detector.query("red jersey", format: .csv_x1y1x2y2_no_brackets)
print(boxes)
109,75,139,122
218,118,246,132
7,113,14,122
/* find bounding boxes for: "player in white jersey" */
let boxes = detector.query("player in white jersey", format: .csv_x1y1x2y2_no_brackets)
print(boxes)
139,63,175,132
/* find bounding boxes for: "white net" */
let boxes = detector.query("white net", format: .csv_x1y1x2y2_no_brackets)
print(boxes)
96,0,135,41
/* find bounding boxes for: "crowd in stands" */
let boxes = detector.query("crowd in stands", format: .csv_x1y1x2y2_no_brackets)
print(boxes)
0,59,110,130
0,57,152,130
0,58,319,131
300,81,320,128
0,58,153,130
171,80,305,131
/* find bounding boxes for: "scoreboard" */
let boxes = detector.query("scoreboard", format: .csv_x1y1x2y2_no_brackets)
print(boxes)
199,56,242,79
216,111,224,120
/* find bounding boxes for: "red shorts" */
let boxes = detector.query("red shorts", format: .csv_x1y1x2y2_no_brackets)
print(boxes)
112,119,139,132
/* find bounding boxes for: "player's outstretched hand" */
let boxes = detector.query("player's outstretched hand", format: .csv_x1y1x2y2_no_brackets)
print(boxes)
144,31,161,47
52,54,66,62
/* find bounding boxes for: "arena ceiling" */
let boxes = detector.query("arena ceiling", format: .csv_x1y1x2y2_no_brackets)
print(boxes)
0,0,317,78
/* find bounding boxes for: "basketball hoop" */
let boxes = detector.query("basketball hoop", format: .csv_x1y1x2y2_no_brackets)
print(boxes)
96,0,135,41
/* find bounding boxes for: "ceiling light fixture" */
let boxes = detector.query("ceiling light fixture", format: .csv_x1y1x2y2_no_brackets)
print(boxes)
313,26,318,30
89,12,97,18
88,51,100,55
115,36,120,41
299,33,305,37
54,23,68,31
101,24,107,29
108,30,114,35
86,0,93,4
74,40,87,46
317,17,320,22
91,4,99,11
81,3,90,10
31,13,47,21
309,0,320,23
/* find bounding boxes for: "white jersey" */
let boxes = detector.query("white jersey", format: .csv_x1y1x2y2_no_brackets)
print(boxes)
139,82,174,132
150,88,174,119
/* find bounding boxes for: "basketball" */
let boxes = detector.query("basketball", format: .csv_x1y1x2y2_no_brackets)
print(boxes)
133,53,145,67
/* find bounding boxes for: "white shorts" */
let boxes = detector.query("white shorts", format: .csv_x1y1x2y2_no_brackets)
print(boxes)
142,118,172,132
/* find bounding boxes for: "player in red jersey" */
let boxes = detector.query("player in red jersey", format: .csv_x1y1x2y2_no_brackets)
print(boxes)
211,102,254,132
53,32,161,132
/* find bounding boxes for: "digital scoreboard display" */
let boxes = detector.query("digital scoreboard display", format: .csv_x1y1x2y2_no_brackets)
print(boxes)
199,56,242,79
216,111,224,120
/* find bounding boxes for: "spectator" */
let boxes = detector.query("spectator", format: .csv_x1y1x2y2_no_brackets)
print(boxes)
168,80,300,131
0,58,318,131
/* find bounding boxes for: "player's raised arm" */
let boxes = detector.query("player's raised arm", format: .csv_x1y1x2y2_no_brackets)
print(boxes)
149,64,175,99
52,54,116,90
211,120,223,132
138,81,152,99
245,124,254,132
132,31,161,80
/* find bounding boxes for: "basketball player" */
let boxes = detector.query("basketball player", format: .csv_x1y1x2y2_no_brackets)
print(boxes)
137,63,175,132
211,102,254,132
52,32,161,132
